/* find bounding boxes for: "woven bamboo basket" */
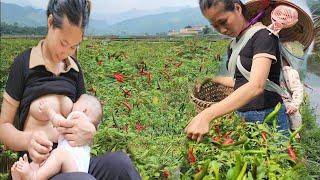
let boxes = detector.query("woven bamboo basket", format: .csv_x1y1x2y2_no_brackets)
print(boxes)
191,80,233,112
314,16,320,52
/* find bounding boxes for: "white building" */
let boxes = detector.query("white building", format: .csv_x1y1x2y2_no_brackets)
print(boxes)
168,25,205,36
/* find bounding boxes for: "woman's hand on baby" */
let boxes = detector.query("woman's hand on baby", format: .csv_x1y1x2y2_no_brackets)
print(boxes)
57,114,96,147
184,110,211,142
27,131,53,164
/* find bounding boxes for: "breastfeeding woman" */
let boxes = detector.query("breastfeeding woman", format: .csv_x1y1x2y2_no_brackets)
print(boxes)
0,0,140,179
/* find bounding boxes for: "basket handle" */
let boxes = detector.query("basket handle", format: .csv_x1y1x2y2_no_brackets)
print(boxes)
194,77,214,92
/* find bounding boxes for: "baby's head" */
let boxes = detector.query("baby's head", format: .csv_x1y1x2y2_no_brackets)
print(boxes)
268,5,298,35
72,94,103,122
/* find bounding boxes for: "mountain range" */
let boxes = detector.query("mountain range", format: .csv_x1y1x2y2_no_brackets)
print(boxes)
0,2,208,35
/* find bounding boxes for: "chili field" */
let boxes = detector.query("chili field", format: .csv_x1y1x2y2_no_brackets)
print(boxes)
0,38,319,179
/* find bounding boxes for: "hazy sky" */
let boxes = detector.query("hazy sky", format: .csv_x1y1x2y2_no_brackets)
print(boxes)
2,0,199,14
2,0,310,16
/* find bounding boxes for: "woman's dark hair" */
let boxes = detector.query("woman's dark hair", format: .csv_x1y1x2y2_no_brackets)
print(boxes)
199,0,248,17
46,0,91,30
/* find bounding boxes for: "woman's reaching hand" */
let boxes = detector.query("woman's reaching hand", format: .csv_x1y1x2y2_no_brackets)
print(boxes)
27,131,53,164
185,110,212,142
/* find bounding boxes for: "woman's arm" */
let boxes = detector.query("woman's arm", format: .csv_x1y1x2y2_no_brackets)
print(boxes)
0,51,32,151
1,49,53,163
0,98,53,163
212,76,235,88
185,57,272,141
0,98,31,151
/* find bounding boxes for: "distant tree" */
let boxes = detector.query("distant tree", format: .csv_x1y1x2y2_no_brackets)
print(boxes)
202,25,213,35
156,32,167,37
184,25,192,29
0,22,47,36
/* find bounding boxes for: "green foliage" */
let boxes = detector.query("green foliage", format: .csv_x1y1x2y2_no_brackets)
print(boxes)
0,144,18,176
0,38,319,179
0,22,47,36
0,38,38,102
300,97,320,179
202,25,214,35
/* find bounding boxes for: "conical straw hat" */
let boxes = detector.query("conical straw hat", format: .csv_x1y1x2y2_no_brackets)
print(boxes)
245,0,315,49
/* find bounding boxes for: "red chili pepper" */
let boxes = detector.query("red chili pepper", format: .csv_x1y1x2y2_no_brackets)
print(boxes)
135,121,144,132
222,137,234,145
175,62,183,67
223,131,232,138
187,148,196,164
122,101,132,112
87,44,94,48
122,124,128,133
121,88,131,97
163,168,170,178
146,72,152,84
139,68,147,75
211,135,221,143
97,60,103,65
261,131,267,141
214,126,221,136
114,73,124,83
288,143,297,161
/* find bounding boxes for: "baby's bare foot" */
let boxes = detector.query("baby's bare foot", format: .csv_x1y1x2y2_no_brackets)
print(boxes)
11,162,22,180
16,154,36,180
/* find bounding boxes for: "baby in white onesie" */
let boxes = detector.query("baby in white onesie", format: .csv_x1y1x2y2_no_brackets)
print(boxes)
11,94,102,180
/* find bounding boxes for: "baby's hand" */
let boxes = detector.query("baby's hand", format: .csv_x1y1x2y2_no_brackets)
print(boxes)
52,116,65,128
39,99,50,113
286,105,297,115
